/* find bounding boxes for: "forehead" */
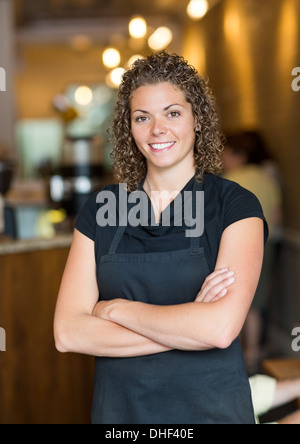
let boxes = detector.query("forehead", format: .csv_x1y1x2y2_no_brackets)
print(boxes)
131,82,188,107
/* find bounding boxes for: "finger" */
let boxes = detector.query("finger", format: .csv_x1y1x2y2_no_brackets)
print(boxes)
204,268,229,283
201,277,235,303
202,270,234,289
197,276,235,302
197,270,235,302
210,288,229,303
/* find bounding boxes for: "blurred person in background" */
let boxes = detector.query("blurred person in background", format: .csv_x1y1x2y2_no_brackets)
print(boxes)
222,131,282,373
250,374,300,424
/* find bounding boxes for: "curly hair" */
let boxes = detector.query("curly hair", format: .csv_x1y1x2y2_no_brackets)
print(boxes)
111,51,224,191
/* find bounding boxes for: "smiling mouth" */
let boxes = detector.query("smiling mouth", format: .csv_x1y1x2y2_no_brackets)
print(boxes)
149,142,176,152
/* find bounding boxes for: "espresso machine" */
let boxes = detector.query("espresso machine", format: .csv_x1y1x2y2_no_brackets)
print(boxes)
49,136,105,217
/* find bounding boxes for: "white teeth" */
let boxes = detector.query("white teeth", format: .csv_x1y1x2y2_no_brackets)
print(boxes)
150,142,175,150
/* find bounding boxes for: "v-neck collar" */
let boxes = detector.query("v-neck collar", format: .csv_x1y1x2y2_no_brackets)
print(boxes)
135,175,197,235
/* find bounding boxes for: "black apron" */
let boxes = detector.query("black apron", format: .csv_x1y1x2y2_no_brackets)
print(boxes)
92,181,255,424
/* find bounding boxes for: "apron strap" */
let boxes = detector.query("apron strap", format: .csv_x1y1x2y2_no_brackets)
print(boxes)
190,236,201,254
189,179,204,254
108,225,127,255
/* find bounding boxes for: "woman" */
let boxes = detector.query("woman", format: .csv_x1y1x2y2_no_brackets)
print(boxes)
54,52,267,424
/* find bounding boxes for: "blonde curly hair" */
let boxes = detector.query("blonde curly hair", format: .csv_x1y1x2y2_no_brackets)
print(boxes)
111,51,224,192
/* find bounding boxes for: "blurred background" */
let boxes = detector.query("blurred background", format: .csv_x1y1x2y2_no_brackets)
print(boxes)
0,0,300,424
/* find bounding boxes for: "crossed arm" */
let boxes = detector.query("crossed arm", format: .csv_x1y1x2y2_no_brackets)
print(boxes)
54,218,264,357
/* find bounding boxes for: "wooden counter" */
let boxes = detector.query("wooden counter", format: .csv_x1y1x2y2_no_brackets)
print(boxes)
0,234,73,256
0,236,95,424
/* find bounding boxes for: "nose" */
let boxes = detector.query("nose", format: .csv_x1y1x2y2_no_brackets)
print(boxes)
151,118,167,137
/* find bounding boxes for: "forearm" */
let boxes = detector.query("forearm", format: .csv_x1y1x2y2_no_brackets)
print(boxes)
95,272,254,352
277,410,300,425
54,313,171,358
102,300,223,351
272,378,300,409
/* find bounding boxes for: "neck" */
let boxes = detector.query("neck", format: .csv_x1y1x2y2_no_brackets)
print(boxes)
145,165,196,193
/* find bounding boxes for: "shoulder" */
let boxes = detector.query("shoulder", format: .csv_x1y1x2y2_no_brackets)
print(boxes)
203,174,269,241
95,183,127,200
203,173,259,202
81,184,121,208
74,184,119,241
98,183,120,194
203,172,238,191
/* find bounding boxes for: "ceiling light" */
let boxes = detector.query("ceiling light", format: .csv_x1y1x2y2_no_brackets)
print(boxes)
126,55,144,69
187,0,209,20
74,86,93,106
106,68,126,88
148,27,173,51
129,16,147,39
102,48,121,69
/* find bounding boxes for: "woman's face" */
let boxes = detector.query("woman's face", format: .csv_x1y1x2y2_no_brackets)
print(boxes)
131,82,197,174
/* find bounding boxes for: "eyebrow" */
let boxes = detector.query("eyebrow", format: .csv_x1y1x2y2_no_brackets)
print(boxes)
132,103,184,114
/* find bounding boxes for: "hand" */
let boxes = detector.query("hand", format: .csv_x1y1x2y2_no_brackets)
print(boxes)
195,269,235,303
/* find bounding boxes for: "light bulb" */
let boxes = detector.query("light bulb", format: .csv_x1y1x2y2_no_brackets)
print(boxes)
148,27,173,51
102,48,121,69
106,68,126,88
129,16,147,39
74,86,93,106
126,54,144,68
187,0,209,20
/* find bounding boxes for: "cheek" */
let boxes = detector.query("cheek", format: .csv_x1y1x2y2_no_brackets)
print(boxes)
177,121,196,144
130,123,138,141
131,126,146,150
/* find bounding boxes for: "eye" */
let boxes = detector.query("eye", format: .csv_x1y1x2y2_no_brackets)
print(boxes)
135,115,149,123
168,111,181,118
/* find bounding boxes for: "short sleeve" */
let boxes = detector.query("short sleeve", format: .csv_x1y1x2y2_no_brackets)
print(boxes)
223,182,269,243
74,192,98,241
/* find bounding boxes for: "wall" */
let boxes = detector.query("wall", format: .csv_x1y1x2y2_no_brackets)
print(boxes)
15,44,108,119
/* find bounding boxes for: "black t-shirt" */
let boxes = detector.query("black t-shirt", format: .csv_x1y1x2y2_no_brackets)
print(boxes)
75,173,268,274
